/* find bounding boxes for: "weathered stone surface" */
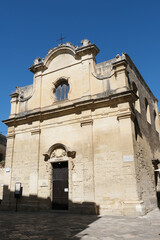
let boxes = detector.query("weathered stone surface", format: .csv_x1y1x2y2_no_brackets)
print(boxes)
2,40,160,216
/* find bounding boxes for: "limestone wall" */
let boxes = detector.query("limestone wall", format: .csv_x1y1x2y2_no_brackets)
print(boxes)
4,99,140,215
3,41,160,216
127,63,160,213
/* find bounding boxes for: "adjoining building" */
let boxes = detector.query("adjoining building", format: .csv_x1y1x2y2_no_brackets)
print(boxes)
0,133,6,201
0,134,6,162
2,39,160,215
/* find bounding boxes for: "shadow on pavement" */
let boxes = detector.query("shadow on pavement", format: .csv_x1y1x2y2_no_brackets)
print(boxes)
0,186,100,239
0,211,100,240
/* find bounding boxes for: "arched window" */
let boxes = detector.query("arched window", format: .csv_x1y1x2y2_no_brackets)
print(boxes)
154,110,159,131
145,98,151,124
154,101,160,133
132,82,140,112
55,81,69,101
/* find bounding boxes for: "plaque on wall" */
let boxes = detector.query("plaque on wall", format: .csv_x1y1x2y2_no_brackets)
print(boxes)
123,155,134,162
39,179,48,187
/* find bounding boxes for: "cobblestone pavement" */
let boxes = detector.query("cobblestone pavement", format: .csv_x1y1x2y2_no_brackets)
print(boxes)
0,209,160,240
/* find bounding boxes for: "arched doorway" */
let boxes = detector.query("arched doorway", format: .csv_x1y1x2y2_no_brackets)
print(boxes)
43,143,76,210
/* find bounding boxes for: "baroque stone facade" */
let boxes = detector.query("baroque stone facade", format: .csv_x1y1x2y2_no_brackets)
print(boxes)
2,39,160,216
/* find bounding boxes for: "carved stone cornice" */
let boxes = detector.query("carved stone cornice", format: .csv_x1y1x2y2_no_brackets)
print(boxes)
6,133,15,139
76,44,99,57
117,112,135,121
80,119,93,127
29,62,47,73
112,59,127,69
3,90,138,127
31,128,41,135
9,92,19,99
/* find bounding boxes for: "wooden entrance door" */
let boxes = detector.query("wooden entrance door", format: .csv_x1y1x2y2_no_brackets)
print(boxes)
52,161,68,210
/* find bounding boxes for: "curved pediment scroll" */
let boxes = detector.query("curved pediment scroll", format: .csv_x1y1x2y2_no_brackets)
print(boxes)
43,143,76,162
92,71,114,80
44,44,77,68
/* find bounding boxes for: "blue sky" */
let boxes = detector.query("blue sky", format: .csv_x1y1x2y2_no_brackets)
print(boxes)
0,0,160,135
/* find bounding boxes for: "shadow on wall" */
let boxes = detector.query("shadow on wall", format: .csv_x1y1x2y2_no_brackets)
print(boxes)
1,185,100,214
155,173,160,209
155,176,160,209
157,192,160,209
0,186,100,239
152,160,160,209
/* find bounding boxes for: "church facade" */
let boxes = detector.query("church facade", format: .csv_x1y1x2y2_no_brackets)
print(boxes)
3,39,160,215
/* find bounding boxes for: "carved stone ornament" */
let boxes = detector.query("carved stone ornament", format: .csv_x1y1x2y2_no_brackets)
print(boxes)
34,57,41,65
81,39,91,47
43,143,76,161
50,148,67,158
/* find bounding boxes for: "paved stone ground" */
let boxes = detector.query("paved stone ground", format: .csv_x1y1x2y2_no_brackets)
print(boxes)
0,209,160,240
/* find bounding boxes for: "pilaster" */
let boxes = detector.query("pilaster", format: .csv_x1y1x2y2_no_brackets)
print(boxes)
113,59,129,92
3,131,15,208
9,92,18,118
117,109,145,215
30,128,41,196
79,113,96,213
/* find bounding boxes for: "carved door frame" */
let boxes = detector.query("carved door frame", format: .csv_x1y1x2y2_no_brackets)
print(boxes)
43,143,76,210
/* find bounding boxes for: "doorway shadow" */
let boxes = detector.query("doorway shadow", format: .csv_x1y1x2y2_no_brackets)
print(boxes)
152,159,160,209
157,192,160,209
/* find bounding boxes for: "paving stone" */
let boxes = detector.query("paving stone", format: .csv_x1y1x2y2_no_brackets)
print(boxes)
0,209,159,239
